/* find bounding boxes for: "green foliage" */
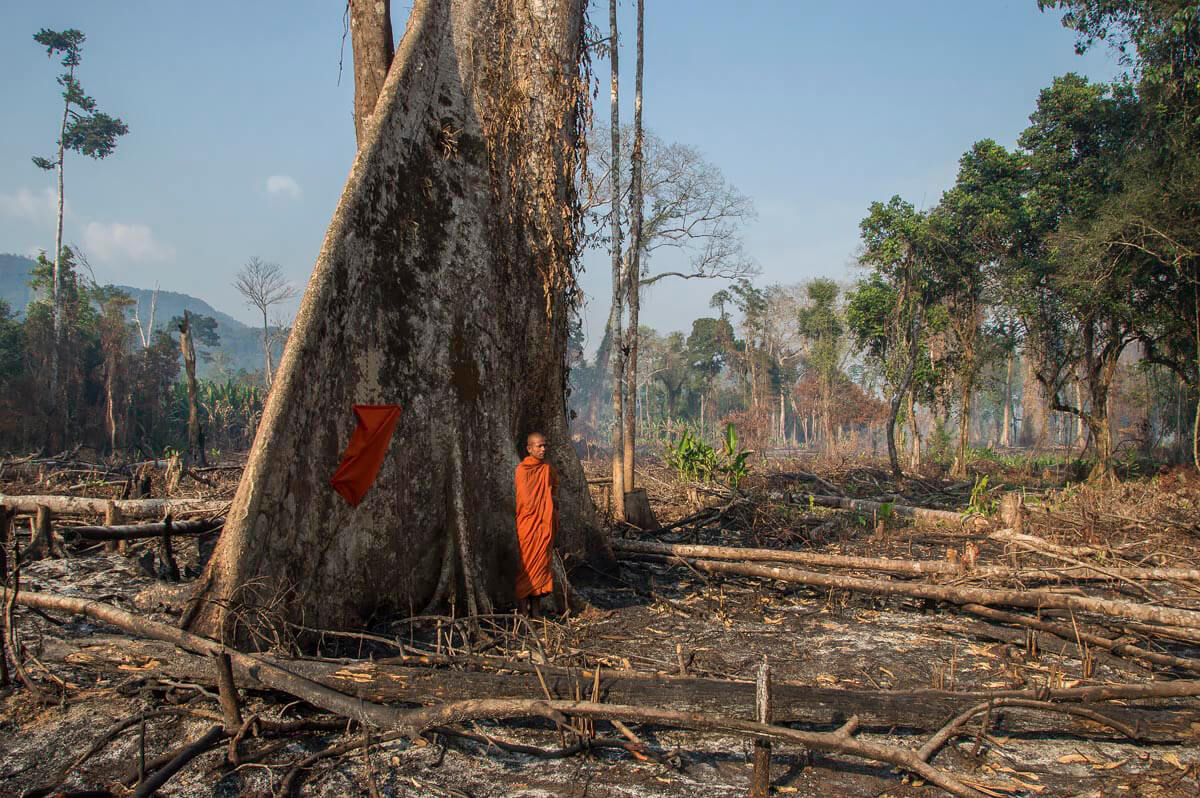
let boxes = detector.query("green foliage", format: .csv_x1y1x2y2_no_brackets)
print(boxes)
719,422,752,488
32,28,128,170
967,475,996,516
665,422,752,488
666,427,721,483
928,418,954,464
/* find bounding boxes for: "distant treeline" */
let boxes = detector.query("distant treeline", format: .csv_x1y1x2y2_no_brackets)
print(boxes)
0,250,273,457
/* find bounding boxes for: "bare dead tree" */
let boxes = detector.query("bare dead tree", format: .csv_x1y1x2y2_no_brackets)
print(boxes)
233,257,297,387
586,128,757,287
131,283,159,350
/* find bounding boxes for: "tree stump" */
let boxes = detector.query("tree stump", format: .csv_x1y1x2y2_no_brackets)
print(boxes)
998,492,1027,531
623,488,659,531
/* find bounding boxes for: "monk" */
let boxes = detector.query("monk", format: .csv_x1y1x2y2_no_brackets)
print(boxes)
514,432,558,616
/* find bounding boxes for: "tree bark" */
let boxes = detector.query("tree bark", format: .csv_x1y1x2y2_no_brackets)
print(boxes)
1000,352,1013,448
1020,354,1047,448
185,0,603,643
621,0,645,493
906,384,921,470
607,0,627,520
952,376,971,477
260,308,273,387
350,0,395,150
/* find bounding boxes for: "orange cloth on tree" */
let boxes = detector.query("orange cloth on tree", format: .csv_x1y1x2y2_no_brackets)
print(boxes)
330,405,402,506
514,455,557,600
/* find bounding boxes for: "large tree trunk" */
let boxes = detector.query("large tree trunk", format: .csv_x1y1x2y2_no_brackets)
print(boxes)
186,0,603,644
350,0,395,149
1020,353,1047,448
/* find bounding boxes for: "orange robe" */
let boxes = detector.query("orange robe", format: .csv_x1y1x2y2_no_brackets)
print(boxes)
330,405,402,506
514,456,557,600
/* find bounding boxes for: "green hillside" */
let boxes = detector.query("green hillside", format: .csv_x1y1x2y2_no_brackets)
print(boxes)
0,253,285,378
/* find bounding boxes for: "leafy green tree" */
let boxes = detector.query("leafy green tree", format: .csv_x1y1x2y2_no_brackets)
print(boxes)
31,28,128,405
25,246,102,449
796,278,846,451
685,316,734,428
1013,74,1141,480
847,197,942,479
94,286,136,452
0,300,26,443
932,139,1027,475
1041,1,1200,468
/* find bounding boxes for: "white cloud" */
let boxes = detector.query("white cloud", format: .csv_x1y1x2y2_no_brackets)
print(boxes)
0,187,59,224
265,174,302,199
83,221,176,263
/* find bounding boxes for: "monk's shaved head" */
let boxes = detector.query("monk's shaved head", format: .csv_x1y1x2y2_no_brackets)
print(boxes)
526,432,547,461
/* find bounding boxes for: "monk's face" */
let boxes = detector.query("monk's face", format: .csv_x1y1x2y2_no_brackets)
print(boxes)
527,434,547,462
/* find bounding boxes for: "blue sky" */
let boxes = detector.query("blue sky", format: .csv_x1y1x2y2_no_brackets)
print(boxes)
1,1,1119,350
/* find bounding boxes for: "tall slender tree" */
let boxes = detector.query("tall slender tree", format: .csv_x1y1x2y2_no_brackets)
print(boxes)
622,0,646,492
31,28,128,429
606,0,627,519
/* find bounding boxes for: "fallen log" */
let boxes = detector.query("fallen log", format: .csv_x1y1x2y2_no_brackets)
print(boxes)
15,591,987,797
61,518,224,541
958,603,1200,674
0,495,228,519
622,552,1200,629
45,635,1200,742
613,540,1200,584
806,494,966,526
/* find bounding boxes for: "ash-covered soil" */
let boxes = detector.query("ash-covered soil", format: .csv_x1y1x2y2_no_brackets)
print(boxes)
2,455,1199,797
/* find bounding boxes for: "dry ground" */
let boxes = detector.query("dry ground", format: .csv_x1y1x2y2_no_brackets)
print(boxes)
1,452,1199,797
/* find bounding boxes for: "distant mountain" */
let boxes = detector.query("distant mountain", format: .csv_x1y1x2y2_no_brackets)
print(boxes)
0,253,285,378
0,253,38,313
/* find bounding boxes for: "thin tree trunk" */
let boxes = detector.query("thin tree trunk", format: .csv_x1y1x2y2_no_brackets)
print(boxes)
607,0,626,519
1000,352,1013,447
350,0,395,150
905,384,920,471
261,310,273,387
179,311,204,466
1074,378,1088,452
49,69,72,412
621,0,644,492
953,377,971,477
105,360,117,453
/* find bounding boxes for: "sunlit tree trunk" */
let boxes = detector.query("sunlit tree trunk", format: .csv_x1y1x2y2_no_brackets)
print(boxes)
607,0,626,520
186,0,602,642
350,0,395,149
1000,352,1013,448
621,0,645,492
